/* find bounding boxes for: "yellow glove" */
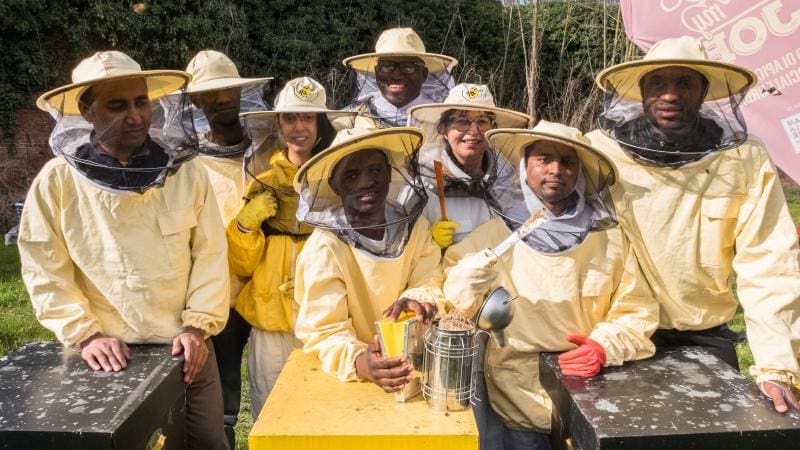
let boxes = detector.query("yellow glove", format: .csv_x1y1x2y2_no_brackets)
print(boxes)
431,220,460,248
278,279,294,298
237,190,277,231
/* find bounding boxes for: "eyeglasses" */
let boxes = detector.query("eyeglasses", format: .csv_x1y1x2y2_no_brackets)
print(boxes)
375,61,424,75
449,116,494,132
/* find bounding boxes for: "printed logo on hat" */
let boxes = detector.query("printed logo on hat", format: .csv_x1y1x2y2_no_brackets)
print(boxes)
464,86,482,102
294,83,318,102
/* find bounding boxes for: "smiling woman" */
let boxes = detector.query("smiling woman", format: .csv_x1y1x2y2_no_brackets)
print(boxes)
407,83,532,248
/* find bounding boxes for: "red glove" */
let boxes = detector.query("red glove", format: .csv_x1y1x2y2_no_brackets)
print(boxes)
558,335,606,377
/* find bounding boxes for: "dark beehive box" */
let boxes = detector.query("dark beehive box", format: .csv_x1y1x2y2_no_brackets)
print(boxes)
0,341,186,449
540,346,800,450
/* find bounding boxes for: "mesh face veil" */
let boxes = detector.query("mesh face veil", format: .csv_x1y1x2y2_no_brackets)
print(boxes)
239,112,342,198
487,124,618,253
348,68,455,127
158,82,271,159
407,84,532,216
239,76,359,201
46,82,198,195
597,67,750,168
595,37,755,169
294,128,428,258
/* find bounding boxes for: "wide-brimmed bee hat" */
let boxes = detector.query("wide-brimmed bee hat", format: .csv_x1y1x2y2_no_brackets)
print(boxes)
596,36,756,101
343,27,457,74
36,51,189,116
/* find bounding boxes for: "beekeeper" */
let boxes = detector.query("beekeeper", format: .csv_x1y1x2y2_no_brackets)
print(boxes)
226,77,355,418
183,48,272,446
444,121,658,448
408,83,532,247
293,127,443,391
340,27,458,128
21,51,229,449
588,36,800,413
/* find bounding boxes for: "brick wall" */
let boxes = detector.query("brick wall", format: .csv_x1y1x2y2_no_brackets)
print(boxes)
0,109,54,232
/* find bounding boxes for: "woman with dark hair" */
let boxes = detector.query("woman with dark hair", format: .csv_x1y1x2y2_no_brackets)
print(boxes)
408,83,532,248
226,77,356,419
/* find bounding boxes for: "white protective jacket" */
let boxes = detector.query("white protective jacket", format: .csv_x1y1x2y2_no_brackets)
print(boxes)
19,157,230,348
294,217,443,381
588,130,800,386
444,218,658,431
197,154,248,307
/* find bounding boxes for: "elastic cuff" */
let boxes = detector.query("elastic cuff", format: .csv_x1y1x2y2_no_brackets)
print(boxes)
67,324,104,351
181,318,213,340
236,221,253,234
351,348,367,382
750,367,798,386
78,331,102,350
587,332,615,367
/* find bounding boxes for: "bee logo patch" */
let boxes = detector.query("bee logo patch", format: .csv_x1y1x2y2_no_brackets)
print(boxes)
464,86,481,101
295,84,317,102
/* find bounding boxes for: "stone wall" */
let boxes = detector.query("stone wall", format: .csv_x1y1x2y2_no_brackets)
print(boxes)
0,109,54,232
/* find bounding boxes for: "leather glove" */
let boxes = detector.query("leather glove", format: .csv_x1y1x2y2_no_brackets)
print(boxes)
431,220,460,248
237,190,277,231
558,335,607,377
450,249,499,298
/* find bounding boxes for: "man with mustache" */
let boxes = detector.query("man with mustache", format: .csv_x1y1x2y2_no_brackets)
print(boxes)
292,127,443,391
588,36,800,413
341,28,457,128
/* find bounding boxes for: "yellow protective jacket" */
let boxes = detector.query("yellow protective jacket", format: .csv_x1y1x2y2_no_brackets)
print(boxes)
587,131,800,386
19,157,230,348
227,150,313,332
197,154,248,307
294,217,444,381
443,218,658,432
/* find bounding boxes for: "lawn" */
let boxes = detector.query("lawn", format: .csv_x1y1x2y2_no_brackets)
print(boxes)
1,182,798,449
0,245,53,355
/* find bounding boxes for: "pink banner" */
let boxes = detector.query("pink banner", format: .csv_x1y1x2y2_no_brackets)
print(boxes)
620,0,800,182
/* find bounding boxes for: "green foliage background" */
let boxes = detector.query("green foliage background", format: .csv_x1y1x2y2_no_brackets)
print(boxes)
0,0,628,136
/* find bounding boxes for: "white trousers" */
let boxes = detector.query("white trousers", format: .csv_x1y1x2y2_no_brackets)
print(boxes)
247,328,299,420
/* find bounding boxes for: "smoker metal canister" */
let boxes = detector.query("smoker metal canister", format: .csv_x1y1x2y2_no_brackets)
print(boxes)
422,320,478,411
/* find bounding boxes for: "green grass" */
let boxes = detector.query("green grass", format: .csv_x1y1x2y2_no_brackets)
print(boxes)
235,354,254,450
0,245,53,356
785,183,800,228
